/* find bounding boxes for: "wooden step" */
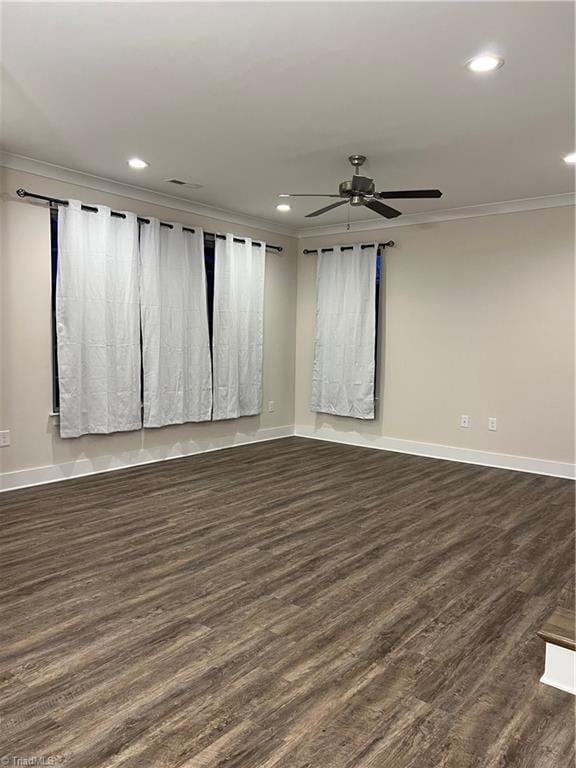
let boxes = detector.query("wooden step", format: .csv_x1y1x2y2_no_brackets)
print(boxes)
538,607,575,696
537,607,575,651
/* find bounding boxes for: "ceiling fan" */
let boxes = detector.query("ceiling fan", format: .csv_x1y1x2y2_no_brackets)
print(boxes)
279,155,442,219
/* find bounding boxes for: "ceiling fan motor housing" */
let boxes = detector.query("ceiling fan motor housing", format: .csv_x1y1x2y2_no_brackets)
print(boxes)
339,177,375,198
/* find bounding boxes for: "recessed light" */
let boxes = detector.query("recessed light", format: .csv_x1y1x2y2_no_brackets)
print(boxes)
563,153,576,164
465,54,504,73
127,157,149,169
278,194,290,198
276,203,291,212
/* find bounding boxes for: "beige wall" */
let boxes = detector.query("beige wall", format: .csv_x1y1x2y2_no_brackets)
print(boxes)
0,167,298,480
296,207,575,463
1,165,574,483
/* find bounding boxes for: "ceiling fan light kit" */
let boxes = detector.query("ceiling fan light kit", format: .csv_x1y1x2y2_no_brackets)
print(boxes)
281,155,442,219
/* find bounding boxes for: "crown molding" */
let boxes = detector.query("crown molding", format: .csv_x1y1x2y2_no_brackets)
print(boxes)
296,192,576,238
3,151,573,240
0,151,297,238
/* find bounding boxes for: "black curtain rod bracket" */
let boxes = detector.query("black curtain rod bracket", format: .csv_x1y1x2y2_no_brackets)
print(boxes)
16,188,283,252
303,241,394,255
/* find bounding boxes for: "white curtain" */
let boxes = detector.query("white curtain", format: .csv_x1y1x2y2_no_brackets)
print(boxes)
56,200,141,438
212,234,266,420
139,220,212,427
311,243,377,419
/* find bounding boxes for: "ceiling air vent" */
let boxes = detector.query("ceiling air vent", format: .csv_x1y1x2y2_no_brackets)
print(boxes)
165,178,203,189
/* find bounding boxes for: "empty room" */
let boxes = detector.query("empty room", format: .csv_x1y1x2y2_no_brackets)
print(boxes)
1,1,574,766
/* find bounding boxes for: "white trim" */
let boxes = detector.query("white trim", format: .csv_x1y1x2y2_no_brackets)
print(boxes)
0,152,295,238
297,193,576,237
540,677,576,697
294,425,575,479
540,643,576,696
540,675,576,696
0,425,294,492
3,151,573,239
2,424,573,491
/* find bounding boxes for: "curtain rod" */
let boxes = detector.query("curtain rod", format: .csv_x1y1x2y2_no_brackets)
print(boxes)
16,189,284,252
302,241,394,255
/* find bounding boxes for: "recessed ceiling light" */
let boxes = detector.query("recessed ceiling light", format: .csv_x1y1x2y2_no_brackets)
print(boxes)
563,152,576,164
465,54,504,73
127,157,149,169
278,193,290,198
276,203,291,212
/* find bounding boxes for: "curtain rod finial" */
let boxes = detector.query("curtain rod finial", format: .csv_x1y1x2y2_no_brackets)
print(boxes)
16,188,27,198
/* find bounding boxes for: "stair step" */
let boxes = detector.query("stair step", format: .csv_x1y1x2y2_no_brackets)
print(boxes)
537,607,575,651
538,607,575,695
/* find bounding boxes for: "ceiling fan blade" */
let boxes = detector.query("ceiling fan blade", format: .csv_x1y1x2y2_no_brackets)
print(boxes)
376,189,442,199
305,200,348,218
279,193,342,198
364,200,402,219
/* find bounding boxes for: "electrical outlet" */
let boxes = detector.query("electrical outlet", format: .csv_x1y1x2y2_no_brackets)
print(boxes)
0,430,11,447
488,417,497,431
267,400,275,413
459,415,470,428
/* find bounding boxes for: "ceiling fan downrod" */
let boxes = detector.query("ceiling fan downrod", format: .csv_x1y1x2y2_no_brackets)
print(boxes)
348,154,366,174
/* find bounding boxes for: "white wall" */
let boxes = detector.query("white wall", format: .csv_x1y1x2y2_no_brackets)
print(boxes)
295,206,575,468
0,167,298,488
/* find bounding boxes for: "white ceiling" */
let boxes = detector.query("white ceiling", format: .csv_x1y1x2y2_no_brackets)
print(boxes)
1,2,574,229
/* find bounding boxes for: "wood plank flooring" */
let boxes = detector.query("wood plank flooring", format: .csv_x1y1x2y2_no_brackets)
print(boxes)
0,437,574,768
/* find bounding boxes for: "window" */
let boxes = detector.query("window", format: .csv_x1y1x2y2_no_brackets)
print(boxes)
50,208,59,413
375,252,381,398
203,239,216,345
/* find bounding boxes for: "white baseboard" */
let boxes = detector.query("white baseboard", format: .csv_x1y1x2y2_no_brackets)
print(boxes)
2,423,573,491
294,425,575,479
539,676,576,696
540,643,576,696
0,425,295,492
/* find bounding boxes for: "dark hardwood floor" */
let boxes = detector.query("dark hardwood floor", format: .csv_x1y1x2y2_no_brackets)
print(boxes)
1,437,574,768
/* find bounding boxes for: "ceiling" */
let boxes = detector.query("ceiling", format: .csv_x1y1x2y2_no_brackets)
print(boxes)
1,2,574,229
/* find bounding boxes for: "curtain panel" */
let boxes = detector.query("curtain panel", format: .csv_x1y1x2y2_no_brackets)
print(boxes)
212,234,266,420
55,202,267,435
311,243,377,419
56,200,141,438
139,220,212,427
